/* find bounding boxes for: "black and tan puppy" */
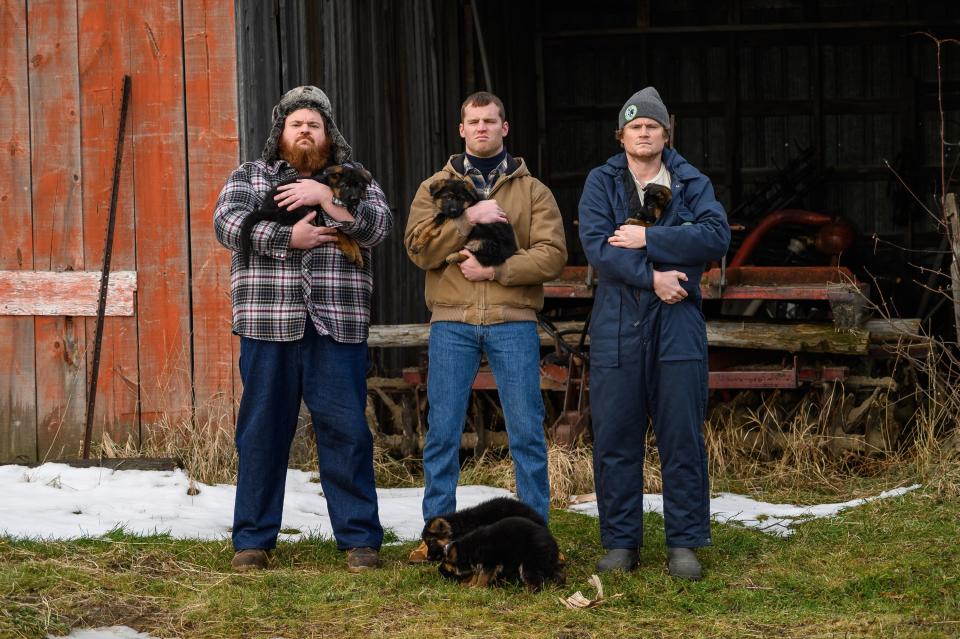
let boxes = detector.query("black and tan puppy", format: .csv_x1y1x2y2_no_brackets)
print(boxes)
420,497,546,562
239,165,372,268
624,183,673,227
409,178,518,267
439,516,566,591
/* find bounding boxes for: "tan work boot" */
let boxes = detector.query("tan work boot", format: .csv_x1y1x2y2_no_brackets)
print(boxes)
231,548,270,572
346,547,382,573
408,541,430,564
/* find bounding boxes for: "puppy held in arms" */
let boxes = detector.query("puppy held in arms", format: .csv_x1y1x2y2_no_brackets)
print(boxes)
239,165,372,268
420,496,546,562
439,516,566,591
410,178,518,266
624,183,672,227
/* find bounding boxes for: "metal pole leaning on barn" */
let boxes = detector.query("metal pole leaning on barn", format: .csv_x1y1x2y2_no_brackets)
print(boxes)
82,75,132,460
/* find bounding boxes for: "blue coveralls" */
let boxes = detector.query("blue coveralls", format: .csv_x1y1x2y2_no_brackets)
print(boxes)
578,148,730,550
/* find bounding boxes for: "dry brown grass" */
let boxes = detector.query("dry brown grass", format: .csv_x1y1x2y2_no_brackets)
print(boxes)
95,364,959,506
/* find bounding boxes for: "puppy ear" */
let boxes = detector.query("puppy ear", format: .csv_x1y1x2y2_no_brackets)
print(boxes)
429,181,443,198
437,518,453,537
426,517,452,537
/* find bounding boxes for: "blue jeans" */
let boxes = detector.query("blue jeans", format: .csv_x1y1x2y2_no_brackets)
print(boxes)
422,321,550,523
233,321,383,551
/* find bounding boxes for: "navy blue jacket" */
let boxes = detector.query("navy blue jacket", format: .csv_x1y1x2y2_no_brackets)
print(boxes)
578,149,730,366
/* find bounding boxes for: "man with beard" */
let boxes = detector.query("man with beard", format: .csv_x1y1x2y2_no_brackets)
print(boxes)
214,86,392,573
578,87,729,579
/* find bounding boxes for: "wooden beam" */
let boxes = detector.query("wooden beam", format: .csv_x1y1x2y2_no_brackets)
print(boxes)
707,321,868,354
368,321,587,349
0,271,137,316
367,320,872,355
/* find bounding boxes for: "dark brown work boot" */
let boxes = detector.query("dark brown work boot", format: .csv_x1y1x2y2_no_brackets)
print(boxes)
346,547,382,573
408,541,430,564
231,548,270,572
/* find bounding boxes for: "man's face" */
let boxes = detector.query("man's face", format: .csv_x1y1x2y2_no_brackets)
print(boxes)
459,103,508,158
281,108,327,151
279,108,331,173
620,117,668,161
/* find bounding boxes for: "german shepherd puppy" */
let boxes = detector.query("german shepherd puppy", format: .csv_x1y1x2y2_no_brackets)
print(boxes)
408,178,518,267
239,165,372,268
439,516,566,591
624,183,673,227
420,497,546,562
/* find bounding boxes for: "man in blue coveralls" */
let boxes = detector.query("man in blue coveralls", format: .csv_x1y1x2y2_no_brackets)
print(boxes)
578,87,730,579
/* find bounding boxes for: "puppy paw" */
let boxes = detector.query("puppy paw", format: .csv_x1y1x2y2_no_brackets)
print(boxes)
337,233,364,268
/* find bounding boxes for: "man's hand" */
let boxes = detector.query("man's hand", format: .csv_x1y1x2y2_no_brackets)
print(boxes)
276,178,355,223
465,199,508,225
289,211,338,249
275,178,332,210
608,223,647,249
652,269,689,304
458,249,495,281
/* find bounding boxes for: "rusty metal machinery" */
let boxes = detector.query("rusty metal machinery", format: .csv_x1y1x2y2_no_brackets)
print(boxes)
364,207,928,455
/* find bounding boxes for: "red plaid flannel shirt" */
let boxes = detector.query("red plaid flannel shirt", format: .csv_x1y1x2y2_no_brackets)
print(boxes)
214,159,393,343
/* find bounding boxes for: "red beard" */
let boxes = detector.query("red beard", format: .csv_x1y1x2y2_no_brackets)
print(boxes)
280,135,332,174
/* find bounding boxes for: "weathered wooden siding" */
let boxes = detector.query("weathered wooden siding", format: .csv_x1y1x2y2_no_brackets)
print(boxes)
0,0,36,463
0,0,239,462
77,0,140,451
184,0,240,422
29,0,87,461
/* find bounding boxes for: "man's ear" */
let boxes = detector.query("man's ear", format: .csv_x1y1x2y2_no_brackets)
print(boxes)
459,122,466,140
502,121,509,138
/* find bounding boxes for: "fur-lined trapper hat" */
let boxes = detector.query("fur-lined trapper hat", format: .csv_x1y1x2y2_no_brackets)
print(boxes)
261,85,353,164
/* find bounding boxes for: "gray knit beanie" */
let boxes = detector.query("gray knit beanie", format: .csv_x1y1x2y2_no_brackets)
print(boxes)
261,85,353,164
618,87,670,131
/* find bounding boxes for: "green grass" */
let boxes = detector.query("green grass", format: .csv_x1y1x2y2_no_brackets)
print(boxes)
3,482,958,639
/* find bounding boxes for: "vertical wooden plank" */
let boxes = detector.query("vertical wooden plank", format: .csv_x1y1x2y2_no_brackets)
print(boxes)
28,0,87,460
0,0,37,463
183,0,240,422
130,0,192,436
946,194,960,346
235,0,281,162
77,2,141,449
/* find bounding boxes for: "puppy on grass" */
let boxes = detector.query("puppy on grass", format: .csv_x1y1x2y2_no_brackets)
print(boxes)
239,164,372,268
418,497,546,562
408,178,518,267
439,516,566,592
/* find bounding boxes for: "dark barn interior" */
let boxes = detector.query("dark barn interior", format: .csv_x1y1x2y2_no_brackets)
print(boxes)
236,0,960,378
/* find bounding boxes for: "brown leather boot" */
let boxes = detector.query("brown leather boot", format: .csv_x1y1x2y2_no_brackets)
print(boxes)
231,548,270,572
407,541,430,564
346,547,382,573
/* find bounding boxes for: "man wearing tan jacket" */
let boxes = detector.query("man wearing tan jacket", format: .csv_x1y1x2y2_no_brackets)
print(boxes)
405,92,566,559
